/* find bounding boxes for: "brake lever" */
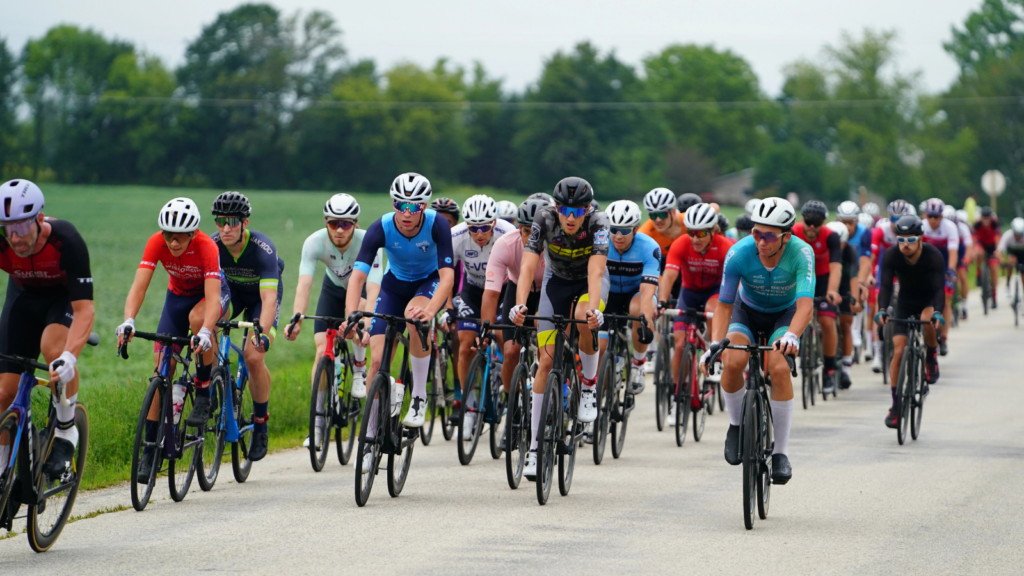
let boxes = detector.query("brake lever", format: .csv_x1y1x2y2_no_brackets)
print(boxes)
49,360,70,407
786,354,797,377
417,321,430,352
118,327,132,360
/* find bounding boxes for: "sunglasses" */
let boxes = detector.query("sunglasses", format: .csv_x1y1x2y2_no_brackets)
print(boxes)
326,219,356,231
556,205,588,218
649,211,671,221
803,219,824,228
687,229,711,239
610,227,634,237
468,224,494,234
926,214,942,219
393,201,426,214
214,216,243,228
753,229,785,244
3,220,35,238
161,231,193,244
897,236,920,244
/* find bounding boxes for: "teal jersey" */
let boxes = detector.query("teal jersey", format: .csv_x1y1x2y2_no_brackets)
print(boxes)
719,235,815,313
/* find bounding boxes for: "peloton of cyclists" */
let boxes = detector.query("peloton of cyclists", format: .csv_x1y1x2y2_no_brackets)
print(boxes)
920,198,959,357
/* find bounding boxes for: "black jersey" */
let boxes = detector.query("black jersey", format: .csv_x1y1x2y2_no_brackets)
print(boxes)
0,218,92,301
878,243,945,311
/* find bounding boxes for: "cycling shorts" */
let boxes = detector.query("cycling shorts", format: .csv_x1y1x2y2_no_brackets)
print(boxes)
0,283,74,375
369,270,440,337
500,281,540,342
814,273,838,319
536,271,609,347
674,286,719,332
891,297,935,338
727,301,797,345
313,274,369,334
869,286,879,305
229,278,283,338
599,291,635,334
156,274,231,347
454,284,506,332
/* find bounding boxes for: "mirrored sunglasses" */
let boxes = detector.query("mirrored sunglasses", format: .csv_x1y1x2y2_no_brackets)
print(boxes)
556,205,588,218
393,201,426,214
326,219,356,231
214,216,242,228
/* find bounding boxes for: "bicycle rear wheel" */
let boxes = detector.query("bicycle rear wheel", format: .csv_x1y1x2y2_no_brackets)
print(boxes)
27,403,88,552
196,367,226,491
741,391,758,530
130,378,164,511
457,353,486,465
438,345,456,442
610,374,629,459
168,389,197,502
421,346,439,446
911,349,926,441
675,345,693,447
593,353,614,464
799,333,811,409
559,375,579,497
489,385,506,460
654,342,670,431
505,364,529,489
335,348,359,466
756,395,773,520
0,410,20,527
308,356,333,472
231,377,254,483
355,373,388,507
693,380,707,442
895,349,912,445
982,265,991,315
1014,277,1021,327
535,374,559,505
387,389,415,497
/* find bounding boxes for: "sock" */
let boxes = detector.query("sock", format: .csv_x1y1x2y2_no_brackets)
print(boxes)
454,377,462,402
865,329,874,348
353,344,367,367
927,346,938,358
890,386,897,406
633,349,646,362
530,391,544,450
195,362,212,397
410,354,430,400
824,355,836,371
873,341,883,356
769,398,794,456
254,401,269,433
53,393,79,446
724,388,745,427
842,356,853,374
580,350,598,382
144,419,158,455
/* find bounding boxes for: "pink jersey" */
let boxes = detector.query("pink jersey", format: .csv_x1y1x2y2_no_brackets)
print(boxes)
871,220,897,260
485,232,545,293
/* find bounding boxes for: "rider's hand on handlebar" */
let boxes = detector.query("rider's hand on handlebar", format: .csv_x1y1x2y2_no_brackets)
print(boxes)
192,327,213,352
874,310,889,326
249,329,271,353
700,341,721,377
49,351,77,385
655,300,668,319
406,305,430,323
510,304,527,326
285,319,300,341
586,309,603,330
115,318,135,346
773,331,800,356
827,291,842,306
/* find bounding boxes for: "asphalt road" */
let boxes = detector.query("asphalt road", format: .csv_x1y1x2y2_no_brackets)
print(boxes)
3,289,1024,575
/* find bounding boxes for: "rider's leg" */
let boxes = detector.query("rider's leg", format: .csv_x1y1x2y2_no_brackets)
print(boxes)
989,257,1000,304
405,295,433,402
719,331,750,426
456,330,476,385
530,343,554,450
765,349,795,455
889,335,907,402
41,323,78,444
0,374,17,413
820,313,838,370
839,313,854,380
501,340,519,394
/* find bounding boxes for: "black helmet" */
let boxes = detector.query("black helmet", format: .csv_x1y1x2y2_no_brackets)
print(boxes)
717,213,729,230
552,177,594,207
528,192,555,205
212,191,251,218
736,214,753,231
894,214,923,236
518,198,550,227
430,197,460,217
676,193,701,213
590,199,600,212
801,200,828,220
980,206,994,217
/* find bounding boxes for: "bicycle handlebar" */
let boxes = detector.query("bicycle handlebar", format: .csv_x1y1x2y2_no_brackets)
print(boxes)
118,327,193,360
663,309,714,319
522,314,599,346
344,311,428,352
707,337,797,377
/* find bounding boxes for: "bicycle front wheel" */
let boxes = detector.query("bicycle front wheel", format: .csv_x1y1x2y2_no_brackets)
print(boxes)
355,373,388,507
130,378,164,512
28,403,88,552
505,364,530,489
0,409,20,525
231,377,254,483
654,342,670,431
535,374,560,505
168,389,197,502
558,374,579,497
308,356,333,472
911,349,926,441
895,348,913,445
675,345,693,447
196,367,226,492
593,353,614,465
457,353,486,465
741,391,759,530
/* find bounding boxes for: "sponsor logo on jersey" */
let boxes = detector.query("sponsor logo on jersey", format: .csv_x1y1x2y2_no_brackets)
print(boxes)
548,245,593,258
252,237,274,254
466,250,479,259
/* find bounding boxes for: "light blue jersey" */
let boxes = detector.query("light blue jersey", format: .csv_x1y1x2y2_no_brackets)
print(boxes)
719,235,815,313
607,232,661,294
354,210,454,282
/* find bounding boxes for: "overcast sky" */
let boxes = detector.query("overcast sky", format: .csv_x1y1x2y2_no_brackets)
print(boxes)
3,0,979,96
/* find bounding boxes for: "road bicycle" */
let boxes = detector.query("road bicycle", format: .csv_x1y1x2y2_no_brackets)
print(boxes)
799,300,824,408
890,314,933,445
592,312,648,462
1009,263,1024,327
652,311,674,432
665,308,713,446
424,316,456,445
503,324,538,489
979,255,994,314
0,333,97,552
457,319,508,465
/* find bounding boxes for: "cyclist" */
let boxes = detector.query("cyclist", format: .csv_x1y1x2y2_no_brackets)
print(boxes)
116,197,230,483
745,198,761,215
701,197,814,485
343,173,455,437
837,202,872,363
973,206,1001,308
444,195,515,435
948,207,973,320
496,200,518,225
876,215,945,428
0,179,95,478
658,203,731,386
825,221,860,389
792,200,842,394
285,194,384,448
862,202,880,223
716,212,730,236
639,187,688,372
510,176,609,479
921,198,959,356
868,200,911,372
430,197,460,230
726,213,754,241
208,192,284,460
602,200,659,394
996,217,1024,276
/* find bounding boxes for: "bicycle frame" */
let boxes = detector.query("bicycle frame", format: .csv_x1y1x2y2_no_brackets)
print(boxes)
4,368,52,506
155,343,198,458
215,330,249,443
666,308,713,410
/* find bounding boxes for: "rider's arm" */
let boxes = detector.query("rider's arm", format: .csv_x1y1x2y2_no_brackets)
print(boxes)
348,220,387,318
658,236,683,301
927,249,947,313
345,270,367,318
291,275,314,319
640,241,660,320
66,300,95,358
639,283,656,324
481,289,500,324
58,225,95,357
787,297,814,337
425,213,456,317
713,246,741,342
123,267,155,320
516,252,539,307
585,255,607,312
258,287,277,337
290,231,323,329
362,249,383,313
877,249,895,311
827,232,842,294
202,278,222,333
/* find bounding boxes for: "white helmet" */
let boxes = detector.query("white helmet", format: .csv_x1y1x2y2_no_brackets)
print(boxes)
158,197,201,233
942,205,956,221
745,198,761,214
918,200,928,215
389,172,432,204
923,198,945,216
496,200,518,222
826,221,849,244
643,187,676,213
862,202,880,217
750,197,797,230
906,204,917,216
836,201,860,220
1012,218,1024,236
858,213,874,228
955,209,969,224
0,179,45,223
607,200,642,228
684,203,718,231
462,195,498,225
324,193,360,219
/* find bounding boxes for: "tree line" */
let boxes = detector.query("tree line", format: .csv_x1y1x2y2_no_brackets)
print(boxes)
0,0,1021,210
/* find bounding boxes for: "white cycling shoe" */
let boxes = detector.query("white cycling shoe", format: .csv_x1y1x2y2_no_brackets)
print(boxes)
629,362,646,394
578,387,598,423
461,412,477,438
870,355,883,373
302,426,324,450
357,446,375,472
351,370,367,399
524,450,538,479
401,395,427,428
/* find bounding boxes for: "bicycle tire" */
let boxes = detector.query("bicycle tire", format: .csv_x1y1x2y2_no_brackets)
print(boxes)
308,356,333,472
654,341,670,431
168,389,197,502
505,364,529,489
911,348,926,441
335,348,359,466
387,381,415,498
130,378,164,511
675,344,692,447
756,394,772,520
27,403,88,552
355,373,388,507
421,346,438,446
741,390,758,530
457,353,487,465
593,353,614,465
439,345,456,442
1015,277,1021,327
558,368,579,497
610,370,629,459
693,376,707,443
895,348,912,445
716,381,725,412
882,321,893,386
800,333,811,409
489,386,506,460
0,410,20,526
196,367,226,492
231,376,254,483
982,264,991,315
535,373,559,505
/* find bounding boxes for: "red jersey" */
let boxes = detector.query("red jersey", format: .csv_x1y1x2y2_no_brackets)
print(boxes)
0,218,93,301
139,230,221,297
792,223,840,276
665,233,731,291
973,218,1001,248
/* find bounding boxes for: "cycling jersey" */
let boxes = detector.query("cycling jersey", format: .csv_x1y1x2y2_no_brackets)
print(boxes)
354,210,454,282
638,214,686,257
725,227,739,241
140,230,221,297
792,223,840,276
212,229,284,297
665,233,732,291
485,231,545,293
922,218,959,262
850,223,872,259
973,218,1001,248
525,206,610,282
719,235,816,314
451,219,516,289
607,232,661,294
878,244,945,336
0,218,93,301
956,222,973,249
997,230,1024,254
299,228,384,288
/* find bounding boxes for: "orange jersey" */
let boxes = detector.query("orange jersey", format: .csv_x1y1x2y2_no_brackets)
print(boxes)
638,214,687,255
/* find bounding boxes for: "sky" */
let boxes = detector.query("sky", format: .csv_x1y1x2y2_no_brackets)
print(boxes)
3,0,980,96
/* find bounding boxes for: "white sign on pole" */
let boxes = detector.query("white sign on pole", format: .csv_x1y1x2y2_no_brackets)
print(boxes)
981,170,1007,197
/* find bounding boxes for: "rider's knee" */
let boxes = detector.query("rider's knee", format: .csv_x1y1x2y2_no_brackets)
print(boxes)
722,349,746,371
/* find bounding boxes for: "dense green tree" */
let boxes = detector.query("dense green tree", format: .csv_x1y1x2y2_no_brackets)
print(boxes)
0,37,19,176
944,0,1023,73
754,139,826,195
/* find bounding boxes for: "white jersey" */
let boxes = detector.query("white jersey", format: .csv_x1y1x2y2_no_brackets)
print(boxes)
922,218,959,252
997,229,1024,253
451,219,516,289
298,228,384,289
956,221,973,249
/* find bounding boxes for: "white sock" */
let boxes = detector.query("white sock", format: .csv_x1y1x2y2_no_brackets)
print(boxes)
633,349,646,362
873,341,882,356
530,391,544,450
580,350,598,382
724,389,745,427
353,344,367,367
410,354,430,399
866,329,874,348
770,399,794,456
842,355,853,373
53,394,79,447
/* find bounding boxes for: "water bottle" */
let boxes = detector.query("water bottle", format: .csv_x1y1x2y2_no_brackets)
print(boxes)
172,382,186,425
391,377,404,417
615,356,625,383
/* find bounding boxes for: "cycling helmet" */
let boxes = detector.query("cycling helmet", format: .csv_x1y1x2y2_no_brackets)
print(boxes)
955,209,969,224
212,191,251,218
858,213,874,228
862,202,880,217
590,199,601,212
942,205,956,221
518,198,549,227
923,198,945,216
606,200,642,228
159,197,202,233
324,193,360,219
552,176,594,207
751,197,797,230
430,197,460,216
736,214,754,231
836,200,860,220
684,203,719,231
980,206,994,218
906,204,917,216
462,195,498,225
887,200,911,220
894,214,924,236
0,179,44,223
1012,218,1024,236
744,198,761,214
643,187,677,213
801,200,828,220
826,221,849,244
677,193,702,214
717,212,729,231
918,200,928,215
496,200,518,222
527,192,555,206
390,172,432,204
